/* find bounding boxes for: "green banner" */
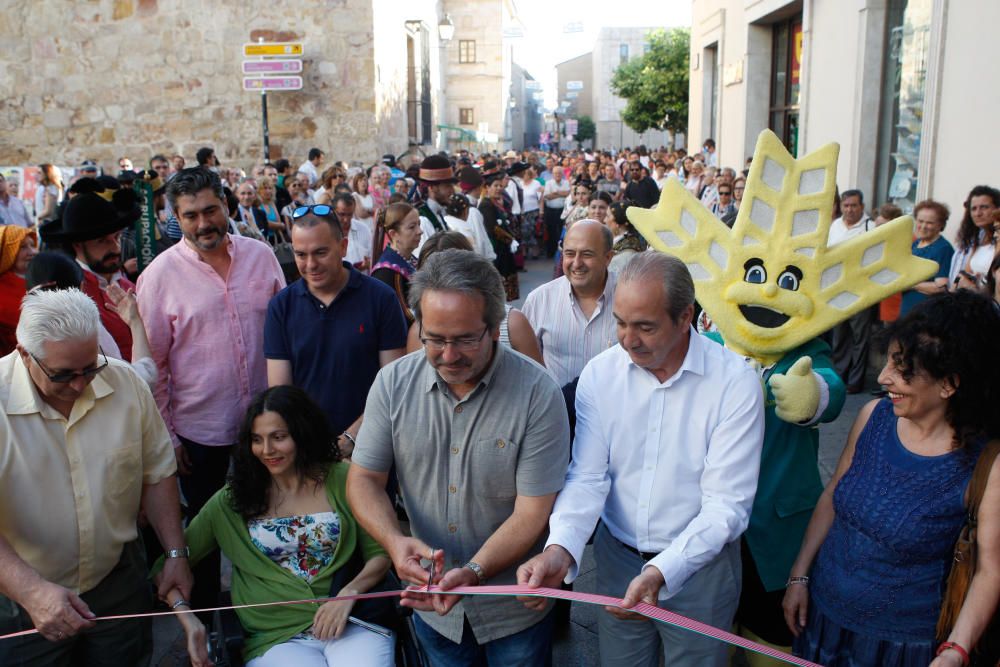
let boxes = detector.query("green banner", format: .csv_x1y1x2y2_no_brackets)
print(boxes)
132,179,157,273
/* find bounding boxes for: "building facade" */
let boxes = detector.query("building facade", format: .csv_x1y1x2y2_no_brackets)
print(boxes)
0,0,525,169
438,0,520,151
555,28,674,151
688,0,1000,227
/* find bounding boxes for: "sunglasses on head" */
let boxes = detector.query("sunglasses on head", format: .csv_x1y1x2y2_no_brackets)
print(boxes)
292,204,333,219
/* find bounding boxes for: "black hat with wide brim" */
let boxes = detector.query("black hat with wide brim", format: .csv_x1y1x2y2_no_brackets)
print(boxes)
39,192,134,244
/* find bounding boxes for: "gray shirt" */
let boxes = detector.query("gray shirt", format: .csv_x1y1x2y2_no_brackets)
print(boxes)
353,343,570,643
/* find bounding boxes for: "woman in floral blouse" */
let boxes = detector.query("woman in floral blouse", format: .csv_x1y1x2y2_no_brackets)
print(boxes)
155,386,392,666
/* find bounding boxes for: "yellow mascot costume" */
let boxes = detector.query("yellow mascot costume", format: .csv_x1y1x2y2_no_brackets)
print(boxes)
627,130,937,665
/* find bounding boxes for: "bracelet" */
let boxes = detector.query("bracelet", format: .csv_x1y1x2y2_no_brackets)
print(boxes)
165,547,190,559
785,576,810,587
171,599,191,610
340,431,357,447
936,642,970,667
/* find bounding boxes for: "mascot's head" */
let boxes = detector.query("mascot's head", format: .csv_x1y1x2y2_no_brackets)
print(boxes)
628,130,937,364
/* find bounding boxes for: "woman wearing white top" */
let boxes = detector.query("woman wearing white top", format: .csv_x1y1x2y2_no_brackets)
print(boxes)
35,163,64,224
349,171,374,220
520,167,544,259
442,194,495,260
950,185,1000,290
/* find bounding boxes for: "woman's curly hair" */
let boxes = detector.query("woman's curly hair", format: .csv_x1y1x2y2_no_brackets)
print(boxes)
881,290,1000,450
227,386,340,520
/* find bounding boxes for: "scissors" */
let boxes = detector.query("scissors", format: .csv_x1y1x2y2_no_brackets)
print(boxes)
420,550,437,592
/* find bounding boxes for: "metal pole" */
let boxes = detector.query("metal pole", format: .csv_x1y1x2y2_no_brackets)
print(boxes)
261,90,270,162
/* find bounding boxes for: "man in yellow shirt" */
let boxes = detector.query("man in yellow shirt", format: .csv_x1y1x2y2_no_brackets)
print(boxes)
0,289,190,666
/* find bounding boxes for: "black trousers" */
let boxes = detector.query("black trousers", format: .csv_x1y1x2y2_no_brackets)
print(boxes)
543,206,564,257
0,541,152,667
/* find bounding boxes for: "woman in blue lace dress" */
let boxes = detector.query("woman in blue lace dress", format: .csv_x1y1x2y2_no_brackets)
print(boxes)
156,386,393,667
783,291,1000,667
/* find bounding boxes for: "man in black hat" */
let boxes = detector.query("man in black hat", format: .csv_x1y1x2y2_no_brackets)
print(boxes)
41,192,139,361
416,155,457,253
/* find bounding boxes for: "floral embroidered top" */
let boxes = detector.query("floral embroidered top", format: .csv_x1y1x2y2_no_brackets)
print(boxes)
248,511,341,583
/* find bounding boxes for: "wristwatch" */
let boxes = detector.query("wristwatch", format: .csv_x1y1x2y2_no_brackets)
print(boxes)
463,561,486,585
165,547,190,559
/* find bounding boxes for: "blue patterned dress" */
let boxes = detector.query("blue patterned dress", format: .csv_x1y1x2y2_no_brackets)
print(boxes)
795,399,980,666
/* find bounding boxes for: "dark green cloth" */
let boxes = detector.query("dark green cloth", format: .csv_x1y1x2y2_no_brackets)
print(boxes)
152,462,385,661
704,334,845,591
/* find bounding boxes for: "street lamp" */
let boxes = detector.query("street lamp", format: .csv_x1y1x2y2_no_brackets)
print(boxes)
438,14,455,42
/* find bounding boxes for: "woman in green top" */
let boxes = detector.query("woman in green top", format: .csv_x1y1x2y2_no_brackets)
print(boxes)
156,386,392,666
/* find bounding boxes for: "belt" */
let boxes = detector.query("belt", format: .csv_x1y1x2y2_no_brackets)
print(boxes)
616,536,658,562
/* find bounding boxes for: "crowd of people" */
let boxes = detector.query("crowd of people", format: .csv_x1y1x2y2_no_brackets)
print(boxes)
0,138,998,667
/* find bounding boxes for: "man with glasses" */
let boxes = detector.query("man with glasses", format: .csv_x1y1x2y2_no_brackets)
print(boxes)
623,161,660,209
0,289,190,666
348,249,570,665
264,203,406,456
136,167,285,616
713,184,737,225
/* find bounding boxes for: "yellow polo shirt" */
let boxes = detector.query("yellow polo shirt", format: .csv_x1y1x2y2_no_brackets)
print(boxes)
0,351,176,593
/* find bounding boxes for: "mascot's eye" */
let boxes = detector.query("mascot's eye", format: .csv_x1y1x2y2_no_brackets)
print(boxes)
778,266,803,291
743,259,767,284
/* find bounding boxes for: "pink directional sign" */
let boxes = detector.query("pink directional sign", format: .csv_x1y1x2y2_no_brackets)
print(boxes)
242,59,303,75
243,76,303,91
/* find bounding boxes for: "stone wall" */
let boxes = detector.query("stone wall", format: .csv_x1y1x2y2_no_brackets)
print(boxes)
0,0,419,170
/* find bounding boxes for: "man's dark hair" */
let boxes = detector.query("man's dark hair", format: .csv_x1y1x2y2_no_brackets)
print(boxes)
331,192,355,210
195,146,215,166
289,205,344,239
841,189,864,204
228,386,340,520
308,148,324,161
165,167,225,212
703,138,716,149
149,154,168,167
274,158,290,173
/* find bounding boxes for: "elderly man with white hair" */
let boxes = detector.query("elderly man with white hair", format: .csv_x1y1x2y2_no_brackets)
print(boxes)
0,289,189,667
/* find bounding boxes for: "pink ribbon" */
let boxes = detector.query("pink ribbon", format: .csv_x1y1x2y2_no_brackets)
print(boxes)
0,584,821,666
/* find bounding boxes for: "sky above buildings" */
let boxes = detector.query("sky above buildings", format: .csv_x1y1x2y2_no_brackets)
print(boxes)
511,0,692,108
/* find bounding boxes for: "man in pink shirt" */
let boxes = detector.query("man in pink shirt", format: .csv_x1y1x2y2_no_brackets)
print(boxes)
137,167,284,614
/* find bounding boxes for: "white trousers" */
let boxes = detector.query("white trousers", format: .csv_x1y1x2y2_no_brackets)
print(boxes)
246,624,394,667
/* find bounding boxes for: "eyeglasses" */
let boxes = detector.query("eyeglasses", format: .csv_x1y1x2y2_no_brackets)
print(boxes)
292,204,333,219
31,349,108,383
419,326,489,351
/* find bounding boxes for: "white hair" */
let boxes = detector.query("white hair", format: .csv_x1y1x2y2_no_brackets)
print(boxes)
16,289,99,359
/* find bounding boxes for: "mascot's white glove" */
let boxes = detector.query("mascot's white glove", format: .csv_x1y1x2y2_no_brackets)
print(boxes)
769,356,820,424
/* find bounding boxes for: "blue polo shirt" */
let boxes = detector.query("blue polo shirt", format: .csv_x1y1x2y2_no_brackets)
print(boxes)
264,263,408,434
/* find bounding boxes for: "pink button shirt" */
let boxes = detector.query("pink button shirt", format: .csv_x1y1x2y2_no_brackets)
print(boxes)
137,234,285,447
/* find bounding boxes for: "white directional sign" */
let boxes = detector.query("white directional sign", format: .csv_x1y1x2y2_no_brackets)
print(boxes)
525,80,542,91
242,59,303,74
566,81,584,91
566,91,579,99
243,76,303,91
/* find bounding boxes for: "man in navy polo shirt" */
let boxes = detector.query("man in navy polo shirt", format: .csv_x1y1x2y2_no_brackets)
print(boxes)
264,205,407,456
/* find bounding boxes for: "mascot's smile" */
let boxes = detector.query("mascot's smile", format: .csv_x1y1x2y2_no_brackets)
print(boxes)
739,304,790,328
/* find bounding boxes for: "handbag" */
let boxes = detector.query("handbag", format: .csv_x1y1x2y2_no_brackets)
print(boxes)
269,228,299,284
936,440,1000,651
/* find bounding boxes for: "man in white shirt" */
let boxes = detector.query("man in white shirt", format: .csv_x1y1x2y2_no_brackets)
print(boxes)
518,252,764,667
541,168,571,258
297,147,325,188
332,192,372,273
826,189,875,393
521,220,617,389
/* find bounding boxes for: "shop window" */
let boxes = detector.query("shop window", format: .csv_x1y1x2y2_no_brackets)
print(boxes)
769,17,802,156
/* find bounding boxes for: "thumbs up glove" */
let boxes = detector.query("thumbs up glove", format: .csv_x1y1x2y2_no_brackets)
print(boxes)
769,356,821,424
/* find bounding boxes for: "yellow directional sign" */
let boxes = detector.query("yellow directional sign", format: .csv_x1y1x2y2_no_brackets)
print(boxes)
243,43,303,57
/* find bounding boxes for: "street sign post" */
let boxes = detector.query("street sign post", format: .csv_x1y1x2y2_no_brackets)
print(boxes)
243,42,304,162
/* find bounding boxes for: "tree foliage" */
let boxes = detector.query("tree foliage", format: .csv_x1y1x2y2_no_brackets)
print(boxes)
610,28,690,135
574,115,596,146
